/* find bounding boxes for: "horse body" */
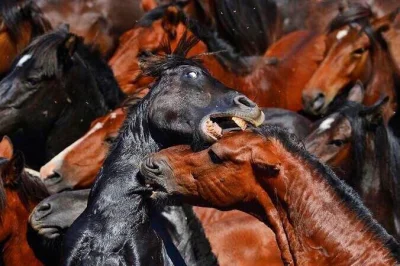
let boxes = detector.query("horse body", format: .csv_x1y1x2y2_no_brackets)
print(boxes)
141,128,400,265
0,137,49,266
63,35,263,265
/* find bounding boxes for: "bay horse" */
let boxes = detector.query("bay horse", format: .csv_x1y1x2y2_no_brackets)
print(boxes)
0,0,51,77
36,0,144,58
304,97,400,239
302,5,400,122
0,136,49,266
109,3,326,111
141,128,400,265
63,34,263,265
0,26,124,169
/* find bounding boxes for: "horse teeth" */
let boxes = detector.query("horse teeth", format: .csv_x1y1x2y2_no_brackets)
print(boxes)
232,117,247,130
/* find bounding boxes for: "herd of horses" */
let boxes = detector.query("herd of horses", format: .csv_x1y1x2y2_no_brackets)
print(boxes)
1,0,400,265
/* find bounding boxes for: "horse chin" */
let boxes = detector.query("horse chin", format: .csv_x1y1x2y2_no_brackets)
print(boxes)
199,112,265,143
36,227,62,240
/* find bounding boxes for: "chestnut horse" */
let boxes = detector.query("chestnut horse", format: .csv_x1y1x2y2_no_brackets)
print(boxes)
40,108,126,194
0,0,51,77
304,97,400,239
141,128,400,265
0,136,49,266
109,3,326,111
302,5,400,121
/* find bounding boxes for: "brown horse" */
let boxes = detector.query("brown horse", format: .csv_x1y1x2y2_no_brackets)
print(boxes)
141,128,400,265
0,136,49,266
0,0,51,77
302,5,400,121
37,0,144,58
110,3,326,110
304,96,400,239
40,108,126,194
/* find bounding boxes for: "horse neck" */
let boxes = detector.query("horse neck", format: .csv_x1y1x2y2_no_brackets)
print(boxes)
365,47,397,120
255,141,399,265
353,125,399,238
2,190,42,266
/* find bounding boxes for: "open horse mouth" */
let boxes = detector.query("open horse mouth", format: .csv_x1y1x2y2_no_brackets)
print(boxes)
200,112,265,142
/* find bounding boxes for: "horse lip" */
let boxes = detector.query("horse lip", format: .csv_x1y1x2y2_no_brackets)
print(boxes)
199,110,265,142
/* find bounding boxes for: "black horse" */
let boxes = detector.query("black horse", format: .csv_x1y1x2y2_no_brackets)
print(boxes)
63,33,264,265
0,26,124,169
305,98,400,239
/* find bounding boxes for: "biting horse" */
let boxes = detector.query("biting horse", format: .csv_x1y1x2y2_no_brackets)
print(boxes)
0,26,124,168
0,136,49,266
0,0,51,77
305,97,400,239
141,128,400,265
63,34,263,265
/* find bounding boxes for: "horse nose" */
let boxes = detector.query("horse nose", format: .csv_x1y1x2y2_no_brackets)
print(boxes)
141,157,165,177
302,90,326,114
33,202,52,221
234,95,257,109
40,162,63,182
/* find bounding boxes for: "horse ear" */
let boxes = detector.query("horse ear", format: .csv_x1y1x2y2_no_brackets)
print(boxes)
359,97,389,126
372,7,400,33
0,136,13,160
347,81,364,103
2,151,25,186
64,35,79,57
251,145,280,177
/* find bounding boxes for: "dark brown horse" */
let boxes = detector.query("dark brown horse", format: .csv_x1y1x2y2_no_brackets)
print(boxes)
304,97,400,239
302,5,400,121
0,0,51,77
141,128,400,265
0,136,49,265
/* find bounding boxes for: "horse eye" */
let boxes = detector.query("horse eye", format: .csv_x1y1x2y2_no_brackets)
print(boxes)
185,71,198,79
329,139,346,147
352,48,367,57
105,136,116,144
208,150,223,164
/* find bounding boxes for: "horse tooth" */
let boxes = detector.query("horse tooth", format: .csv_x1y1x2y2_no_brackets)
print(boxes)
232,117,247,130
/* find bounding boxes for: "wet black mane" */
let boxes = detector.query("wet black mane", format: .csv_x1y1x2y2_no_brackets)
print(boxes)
0,0,51,39
0,155,49,215
211,0,280,56
256,125,400,261
14,26,124,109
139,31,205,78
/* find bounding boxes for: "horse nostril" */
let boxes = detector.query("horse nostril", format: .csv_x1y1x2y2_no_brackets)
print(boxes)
143,158,163,175
312,93,326,111
234,95,257,108
34,202,52,220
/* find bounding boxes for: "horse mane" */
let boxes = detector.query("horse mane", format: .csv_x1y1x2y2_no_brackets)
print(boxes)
0,156,49,216
211,0,280,56
14,26,74,77
255,125,400,260
181,204,218,265
0,0,51,39
327,4,388,52
15,26,124,109
139,30,205,78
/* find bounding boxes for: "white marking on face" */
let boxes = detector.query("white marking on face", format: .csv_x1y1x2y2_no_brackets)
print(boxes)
336,29,349,40
318,117,335,132
25,168,40,178
16,54,32,67
110,113,117,119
